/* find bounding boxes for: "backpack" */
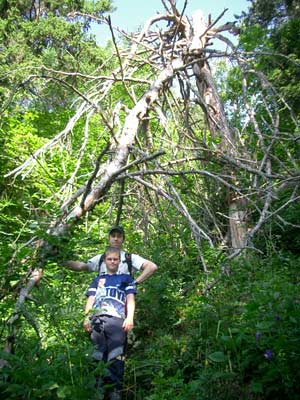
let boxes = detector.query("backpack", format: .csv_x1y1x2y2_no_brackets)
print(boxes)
98,252,133,277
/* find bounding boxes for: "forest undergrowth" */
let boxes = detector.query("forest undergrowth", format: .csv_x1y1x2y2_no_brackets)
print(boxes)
1,244,299,400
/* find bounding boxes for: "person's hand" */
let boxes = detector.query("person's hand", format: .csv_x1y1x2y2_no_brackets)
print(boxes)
122,317,134,332
83,316,91,332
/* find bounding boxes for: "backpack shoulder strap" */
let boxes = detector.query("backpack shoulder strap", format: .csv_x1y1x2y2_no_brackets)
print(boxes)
98,253,105,274
124,252,133,277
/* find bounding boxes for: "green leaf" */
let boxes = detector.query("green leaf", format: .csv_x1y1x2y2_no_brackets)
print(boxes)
57,386,71,399
251,381,263,394
208,351,226,363
256,321,274,330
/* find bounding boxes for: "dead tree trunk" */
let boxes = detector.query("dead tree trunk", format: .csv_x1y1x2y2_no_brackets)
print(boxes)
189,10,248,251
0,268,43,368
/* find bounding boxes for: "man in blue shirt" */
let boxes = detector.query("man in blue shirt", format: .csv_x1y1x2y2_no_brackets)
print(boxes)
84,247,136,400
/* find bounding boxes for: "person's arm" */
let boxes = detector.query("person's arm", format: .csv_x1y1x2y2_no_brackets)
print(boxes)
135,260,158,284
123,293,135,332
83,295,95,332
65,260,88,271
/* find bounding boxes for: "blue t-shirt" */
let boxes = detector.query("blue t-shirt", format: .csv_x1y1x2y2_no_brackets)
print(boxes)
86,274,136,319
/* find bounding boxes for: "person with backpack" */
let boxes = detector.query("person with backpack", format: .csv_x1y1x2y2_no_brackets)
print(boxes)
65,225,158,284
83,246,136,400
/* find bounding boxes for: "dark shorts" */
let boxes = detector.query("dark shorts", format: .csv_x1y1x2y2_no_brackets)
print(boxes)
90,315,126,362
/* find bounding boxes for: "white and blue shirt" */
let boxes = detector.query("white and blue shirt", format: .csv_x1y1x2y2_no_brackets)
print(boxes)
87,250,146,274
86,274,136,319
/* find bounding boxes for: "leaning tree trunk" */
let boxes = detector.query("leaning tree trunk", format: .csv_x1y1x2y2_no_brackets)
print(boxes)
0,268,43,367
189,10,248,251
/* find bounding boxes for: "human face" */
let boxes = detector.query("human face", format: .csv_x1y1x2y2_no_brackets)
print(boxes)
109,232,124,248
105,251,120,273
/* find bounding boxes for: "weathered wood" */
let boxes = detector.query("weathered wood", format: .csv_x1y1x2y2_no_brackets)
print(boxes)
0,268,43,368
